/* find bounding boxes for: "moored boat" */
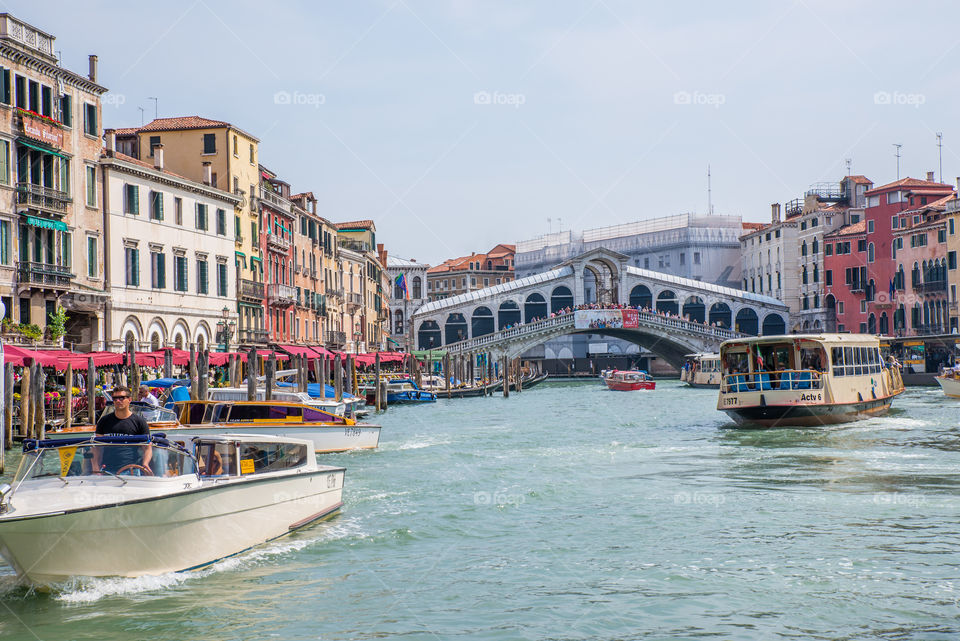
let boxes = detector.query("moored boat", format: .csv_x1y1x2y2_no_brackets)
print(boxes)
717,333,904,427
935,365,960,397
0,433,345,586
603,370,655,391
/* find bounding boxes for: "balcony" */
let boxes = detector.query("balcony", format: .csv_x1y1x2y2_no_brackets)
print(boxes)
293,263,302,275
259,186,293,214
310,267,318,279
325,330,346,347
805,182,845,201
338,238,371,253
238,278,264,301
267,283,296,306
328,287,344,300
17,261,72,289
238,328,269,345
916,280,947,293
266,233,291,253
16,183,70,213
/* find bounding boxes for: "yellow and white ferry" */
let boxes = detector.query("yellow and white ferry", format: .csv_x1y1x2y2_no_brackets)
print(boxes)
717,334,904,427
680,353,721,388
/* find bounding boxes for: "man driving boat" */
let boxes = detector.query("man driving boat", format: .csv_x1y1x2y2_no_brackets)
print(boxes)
92,385,153,474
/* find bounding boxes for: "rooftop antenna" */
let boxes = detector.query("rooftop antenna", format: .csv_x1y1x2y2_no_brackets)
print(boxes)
893,143,902,180
707,164,714,215
148,97,158,120
138,106,145,126
547,217,552,234
557,217,562,232
936,132,943,182
845,158,852,176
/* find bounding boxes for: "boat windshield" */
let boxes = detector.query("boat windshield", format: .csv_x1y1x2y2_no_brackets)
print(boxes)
103,402,178,424
13,443,196,483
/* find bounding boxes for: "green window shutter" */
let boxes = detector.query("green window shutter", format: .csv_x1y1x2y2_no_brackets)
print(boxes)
235,215,241,237
87,237,96,277
60,93,71,126
0,68,9,105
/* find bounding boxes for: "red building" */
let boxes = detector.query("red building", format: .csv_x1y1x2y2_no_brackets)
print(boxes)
259,166,296,342
824,175,955,335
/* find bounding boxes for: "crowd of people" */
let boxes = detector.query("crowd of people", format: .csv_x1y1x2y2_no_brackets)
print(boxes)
503,302,732,331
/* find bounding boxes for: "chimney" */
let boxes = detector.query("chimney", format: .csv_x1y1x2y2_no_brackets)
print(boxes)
154,144,164,171
202,162,212,185
927,171,935,181
104,128,115,156
771,203,781,223
88,55,98,83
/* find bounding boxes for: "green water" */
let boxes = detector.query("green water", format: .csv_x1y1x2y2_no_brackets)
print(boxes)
1,380,959,640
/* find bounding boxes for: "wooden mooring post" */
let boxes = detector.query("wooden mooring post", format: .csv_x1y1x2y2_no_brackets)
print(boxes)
87,357,96,425
246,347,257,401
334,354,343,401
374,352,382,411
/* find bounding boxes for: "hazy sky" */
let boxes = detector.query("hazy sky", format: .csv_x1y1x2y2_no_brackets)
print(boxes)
19,1,960,265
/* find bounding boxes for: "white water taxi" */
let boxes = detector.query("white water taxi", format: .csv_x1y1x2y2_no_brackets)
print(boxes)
717,334,904,427
935,365,960,397
680,353,721,388
0,433,344,586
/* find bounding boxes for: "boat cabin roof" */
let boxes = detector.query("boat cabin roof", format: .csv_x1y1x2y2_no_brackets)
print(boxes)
721,333,880,351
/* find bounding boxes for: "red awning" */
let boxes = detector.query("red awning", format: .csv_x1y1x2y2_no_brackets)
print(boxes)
3,345,63,367
57,351,124,370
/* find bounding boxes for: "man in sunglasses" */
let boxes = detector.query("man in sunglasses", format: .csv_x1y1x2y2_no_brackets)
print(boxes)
92,385,152,474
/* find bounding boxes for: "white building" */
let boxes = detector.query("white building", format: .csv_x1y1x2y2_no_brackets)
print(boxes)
100,140,241,351
740,204,800,329
386,255,429,350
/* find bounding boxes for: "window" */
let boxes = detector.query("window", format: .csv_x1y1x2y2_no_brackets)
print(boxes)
149,191,163,221
28,80,38,111
125,247,140,286
800,221,806,231
950,251,957,270
811,218,818,227
0,67,9,105
197,258,209,294
825,243,832,256
149,136,161,156
218,262,228,296
644,257,649,269
124,184,139,214
14,74,24,109
87,236,97,277
679,253,685,266
857,239,866,252
868,242,874,262
951,218,956,235
938,228,947,243
151,251,166,289
251,222,257,244
892,215,899,230
195,203,208,230
825,269,832,286
838,302,844,314
62,232,71,269
174,255,188,292
59,92,71,126
83,103,97,136
216,208,226,235
233,134,238,157
867,220,874,233
249,144,255,164
85,165,96,206
0,221,8,265
203,133,216,154
694,252,701,265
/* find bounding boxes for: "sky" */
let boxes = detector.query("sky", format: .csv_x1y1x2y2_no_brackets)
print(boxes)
16,1,960,265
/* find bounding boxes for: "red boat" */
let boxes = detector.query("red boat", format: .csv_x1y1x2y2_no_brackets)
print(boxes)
603,370,656,391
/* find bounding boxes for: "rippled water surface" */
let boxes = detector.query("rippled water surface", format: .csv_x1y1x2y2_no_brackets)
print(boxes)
2,380,959,640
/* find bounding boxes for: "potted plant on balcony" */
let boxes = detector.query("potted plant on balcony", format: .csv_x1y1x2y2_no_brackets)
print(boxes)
47,306,69,346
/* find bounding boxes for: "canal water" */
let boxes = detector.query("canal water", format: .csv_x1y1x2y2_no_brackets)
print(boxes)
1,380,959,640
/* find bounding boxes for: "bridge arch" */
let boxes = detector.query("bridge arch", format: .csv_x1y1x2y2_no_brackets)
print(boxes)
629,284,652,308
417,320,441,349
471,306,495,338
735,308,759,335
761,312,786,335
709,302,731,328
498,300,521,329
551,286,573,313
682,296,705,323
525,292,548,323
444,313,468,344
656,290,678,315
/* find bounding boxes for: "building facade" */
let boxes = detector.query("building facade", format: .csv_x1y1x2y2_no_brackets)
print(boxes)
334,220,387,352
426,243,515,302
100,142,240,351
0,14,108,348
386,255,429,351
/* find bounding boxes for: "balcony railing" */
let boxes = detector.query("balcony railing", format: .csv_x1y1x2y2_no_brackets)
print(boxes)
266,233,291,253
238,328,270,344
267,283,296,306
325,330,346,347
328,287,344,299
338,238,371,253
16,182,70,212
17,261,72,288
238,278,264,300
916,280,947,293
346,292,364,308
259,186,293,213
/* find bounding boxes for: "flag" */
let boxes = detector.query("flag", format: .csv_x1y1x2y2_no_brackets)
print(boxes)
395,273,409,300
756,345,765,371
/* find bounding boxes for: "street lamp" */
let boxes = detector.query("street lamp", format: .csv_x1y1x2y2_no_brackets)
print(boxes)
216,306,236,352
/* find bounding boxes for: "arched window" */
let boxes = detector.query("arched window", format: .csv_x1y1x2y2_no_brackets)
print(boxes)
813,264,819,283
394,277,405,300
412,276,422,299
802,266,808,284
812,238,819,254
801,241,807,256
867,242,874,262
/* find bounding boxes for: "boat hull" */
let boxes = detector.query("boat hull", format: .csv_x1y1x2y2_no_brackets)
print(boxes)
721,396,896,427
0,469,344,586
45,424,381,453
935,376,960,398
604,380,656,391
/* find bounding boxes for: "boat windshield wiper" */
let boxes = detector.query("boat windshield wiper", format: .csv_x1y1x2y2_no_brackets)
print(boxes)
99,466,128,486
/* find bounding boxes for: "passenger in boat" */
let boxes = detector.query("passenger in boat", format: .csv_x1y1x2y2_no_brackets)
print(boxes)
138,385,160,407
92,385,152,474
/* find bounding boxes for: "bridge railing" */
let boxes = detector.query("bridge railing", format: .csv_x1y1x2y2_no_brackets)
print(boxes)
443,309,743,354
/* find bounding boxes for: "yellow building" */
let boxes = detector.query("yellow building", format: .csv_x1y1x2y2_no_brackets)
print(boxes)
335,220,387,351
114,116,266,344
944,198,960,332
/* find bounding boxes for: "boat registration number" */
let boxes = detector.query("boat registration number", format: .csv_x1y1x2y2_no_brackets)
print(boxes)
344,427,362,437
723,396,739,406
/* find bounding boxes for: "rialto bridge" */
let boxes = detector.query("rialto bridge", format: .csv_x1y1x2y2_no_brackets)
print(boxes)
410,249,790,368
